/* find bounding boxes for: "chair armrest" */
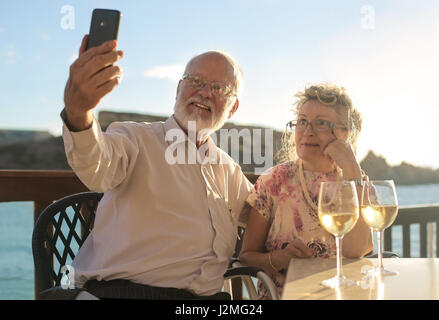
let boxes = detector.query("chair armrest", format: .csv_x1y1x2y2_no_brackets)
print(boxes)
224,260,280,300
224,265,263,278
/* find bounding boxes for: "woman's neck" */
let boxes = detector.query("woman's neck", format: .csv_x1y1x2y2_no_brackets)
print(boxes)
300,158,335,173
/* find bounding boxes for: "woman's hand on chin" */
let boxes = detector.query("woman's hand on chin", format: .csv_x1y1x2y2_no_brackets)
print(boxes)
322,139,362,179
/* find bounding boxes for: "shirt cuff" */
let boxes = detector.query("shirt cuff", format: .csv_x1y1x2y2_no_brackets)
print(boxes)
61,110,101,152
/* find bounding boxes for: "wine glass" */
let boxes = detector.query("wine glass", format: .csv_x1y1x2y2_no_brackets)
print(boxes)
318,180,360,288
361,180,399,276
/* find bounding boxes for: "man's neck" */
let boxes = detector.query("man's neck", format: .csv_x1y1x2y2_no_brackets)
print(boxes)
173,115,211,149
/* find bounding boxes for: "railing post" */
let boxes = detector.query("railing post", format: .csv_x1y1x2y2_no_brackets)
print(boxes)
34,200,52,224
384,228,392,252
420,222,427,258
427,223,435,257
402,225,411,257
436,222,439,258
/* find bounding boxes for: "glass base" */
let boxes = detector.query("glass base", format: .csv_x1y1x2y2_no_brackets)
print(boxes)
362,267,399,277
321,275,357,288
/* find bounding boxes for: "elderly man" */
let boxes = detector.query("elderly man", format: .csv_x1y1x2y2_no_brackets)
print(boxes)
53,35,252,300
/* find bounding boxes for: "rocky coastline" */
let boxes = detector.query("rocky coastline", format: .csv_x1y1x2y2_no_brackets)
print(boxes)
1,111,438,185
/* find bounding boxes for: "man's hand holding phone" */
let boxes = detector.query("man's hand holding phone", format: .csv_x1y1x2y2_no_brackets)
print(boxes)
63,35,124,132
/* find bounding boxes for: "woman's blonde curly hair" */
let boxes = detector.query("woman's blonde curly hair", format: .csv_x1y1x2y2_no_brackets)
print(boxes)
275,83,363,164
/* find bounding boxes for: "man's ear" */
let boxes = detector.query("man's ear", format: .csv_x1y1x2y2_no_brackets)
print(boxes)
175,80,182,100
227,98,239,119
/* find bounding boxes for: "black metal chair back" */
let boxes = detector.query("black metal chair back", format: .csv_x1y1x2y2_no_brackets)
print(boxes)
32,192,103,298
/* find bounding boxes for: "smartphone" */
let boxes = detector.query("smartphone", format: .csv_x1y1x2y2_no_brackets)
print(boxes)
86,9,121,50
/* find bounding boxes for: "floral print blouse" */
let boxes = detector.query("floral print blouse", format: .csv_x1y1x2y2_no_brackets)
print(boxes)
246,161,338,299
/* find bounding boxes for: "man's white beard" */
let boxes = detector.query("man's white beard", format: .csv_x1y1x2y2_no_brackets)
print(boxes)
174,103,229,137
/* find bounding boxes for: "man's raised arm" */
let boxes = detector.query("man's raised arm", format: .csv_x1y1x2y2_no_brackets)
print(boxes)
63,35,124,131
61,35,137,193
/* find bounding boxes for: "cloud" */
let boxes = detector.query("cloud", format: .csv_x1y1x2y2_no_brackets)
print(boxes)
143,64,184,81
0,28,4,33
39,97,49,103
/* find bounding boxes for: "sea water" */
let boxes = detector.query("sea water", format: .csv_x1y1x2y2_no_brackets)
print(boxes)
0,184,438,300
0,202,34,299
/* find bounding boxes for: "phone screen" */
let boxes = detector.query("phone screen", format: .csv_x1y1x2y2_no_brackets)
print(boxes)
86,9,121,50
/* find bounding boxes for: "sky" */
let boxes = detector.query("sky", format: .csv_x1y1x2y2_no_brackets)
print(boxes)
0,0,438,169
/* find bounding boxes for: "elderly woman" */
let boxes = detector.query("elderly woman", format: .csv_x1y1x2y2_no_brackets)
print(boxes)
239,83,373,299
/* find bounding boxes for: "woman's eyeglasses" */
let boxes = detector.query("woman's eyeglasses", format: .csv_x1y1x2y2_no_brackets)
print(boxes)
286,119,347,132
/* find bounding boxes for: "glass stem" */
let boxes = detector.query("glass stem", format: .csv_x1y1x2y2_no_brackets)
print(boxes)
377,230,384,271
336,235,343,279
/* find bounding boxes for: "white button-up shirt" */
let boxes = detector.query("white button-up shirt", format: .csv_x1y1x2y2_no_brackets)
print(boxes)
62,115,252,295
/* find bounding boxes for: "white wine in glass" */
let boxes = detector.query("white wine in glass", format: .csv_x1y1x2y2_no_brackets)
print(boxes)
361,205,398,232
361,180,399,276
318,181,359,288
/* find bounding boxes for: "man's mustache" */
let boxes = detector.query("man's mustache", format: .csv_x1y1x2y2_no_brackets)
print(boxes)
186,98,214,112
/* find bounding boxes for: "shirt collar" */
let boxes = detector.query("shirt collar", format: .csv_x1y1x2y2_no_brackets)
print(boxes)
164,115,218,158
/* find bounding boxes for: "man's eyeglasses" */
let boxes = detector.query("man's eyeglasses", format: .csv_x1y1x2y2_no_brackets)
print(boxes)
182,74,237,98
286,119,347,132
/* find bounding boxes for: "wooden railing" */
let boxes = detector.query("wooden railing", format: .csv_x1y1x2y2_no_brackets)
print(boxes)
384,204,439,257
0,170,88,224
